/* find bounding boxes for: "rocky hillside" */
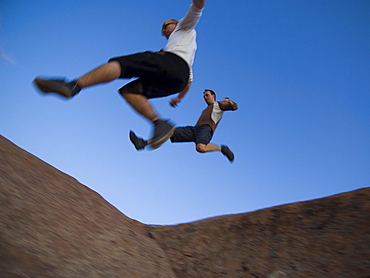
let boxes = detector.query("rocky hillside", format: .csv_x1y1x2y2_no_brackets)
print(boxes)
1,135,369,277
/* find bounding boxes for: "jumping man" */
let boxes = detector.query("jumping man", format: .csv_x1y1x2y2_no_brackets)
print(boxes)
33,0,206,149
130,89,238,162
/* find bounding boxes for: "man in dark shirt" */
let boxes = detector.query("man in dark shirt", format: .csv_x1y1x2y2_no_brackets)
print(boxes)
129,89,238,162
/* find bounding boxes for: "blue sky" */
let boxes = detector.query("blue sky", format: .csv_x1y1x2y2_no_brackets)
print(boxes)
1,0,369,225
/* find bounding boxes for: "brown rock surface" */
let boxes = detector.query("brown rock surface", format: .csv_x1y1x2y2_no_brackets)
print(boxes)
0,136,175,278
148,190,370,277
1,135,369,277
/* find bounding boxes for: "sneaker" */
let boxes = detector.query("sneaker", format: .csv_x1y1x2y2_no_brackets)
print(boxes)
150,119,175,149
129,131,148,150
221,145,234,162
33,78,80,98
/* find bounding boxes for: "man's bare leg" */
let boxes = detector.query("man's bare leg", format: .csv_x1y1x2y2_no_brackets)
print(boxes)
120,91,160,122
196,143,221,153
77,61,121,88
33,61,121,98
121,90,175,149
197,143,234,162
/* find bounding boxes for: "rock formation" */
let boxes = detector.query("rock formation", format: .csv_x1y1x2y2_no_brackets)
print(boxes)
148,189,370,277
1,135,369,277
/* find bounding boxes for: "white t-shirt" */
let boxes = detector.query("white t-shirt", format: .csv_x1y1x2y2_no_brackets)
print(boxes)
211,102,224,125
164,4,203,82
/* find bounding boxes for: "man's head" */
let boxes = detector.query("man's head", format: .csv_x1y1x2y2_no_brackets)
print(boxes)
204,89,238,110
162,19,178,39
203,89,216,105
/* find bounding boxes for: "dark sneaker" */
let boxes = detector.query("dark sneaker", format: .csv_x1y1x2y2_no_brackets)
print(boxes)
150,119,175,149
129,131,148,150
221,145,234,162
33,78,80,98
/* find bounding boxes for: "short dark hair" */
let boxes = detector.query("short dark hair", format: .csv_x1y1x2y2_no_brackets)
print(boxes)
203,89,216,97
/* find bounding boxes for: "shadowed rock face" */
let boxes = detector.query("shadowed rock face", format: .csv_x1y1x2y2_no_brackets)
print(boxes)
148,189,370,278
0,136,175,278
1,135,369,278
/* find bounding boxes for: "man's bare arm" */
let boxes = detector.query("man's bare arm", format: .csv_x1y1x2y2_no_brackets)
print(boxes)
193,0,205,9
169,82,192,107
219,98,238,111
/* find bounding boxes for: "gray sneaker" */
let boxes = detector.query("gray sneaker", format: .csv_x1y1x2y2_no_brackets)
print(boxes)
129,131,148,150
150,119,175,149
33,78,80,98
221,145,234,162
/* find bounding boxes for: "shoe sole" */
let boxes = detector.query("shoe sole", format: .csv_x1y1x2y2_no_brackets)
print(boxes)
150,126,176,149
33,78,72,98
222,146,235,162
227,153,235,162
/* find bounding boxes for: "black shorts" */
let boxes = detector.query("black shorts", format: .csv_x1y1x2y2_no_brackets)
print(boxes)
170,125,213,145
108,51,189,99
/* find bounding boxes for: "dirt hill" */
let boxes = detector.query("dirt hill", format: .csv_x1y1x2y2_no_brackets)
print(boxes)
0,135,369,277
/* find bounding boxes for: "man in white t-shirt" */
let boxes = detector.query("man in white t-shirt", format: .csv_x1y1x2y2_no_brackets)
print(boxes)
33,0,206,149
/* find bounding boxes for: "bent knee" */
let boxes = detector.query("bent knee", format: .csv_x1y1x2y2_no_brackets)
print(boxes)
196,144,207,153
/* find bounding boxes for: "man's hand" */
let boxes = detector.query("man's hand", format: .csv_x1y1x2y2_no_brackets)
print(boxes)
219,98,238,111
169,82,192,108
193,0,206,9
170,97,181,108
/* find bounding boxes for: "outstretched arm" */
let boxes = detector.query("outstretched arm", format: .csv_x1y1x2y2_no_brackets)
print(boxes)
219,98,238,111
169,82,192,108
193,0,206,9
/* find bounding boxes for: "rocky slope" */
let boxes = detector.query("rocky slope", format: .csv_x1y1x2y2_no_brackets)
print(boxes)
148,189,370,277
1,135,369,277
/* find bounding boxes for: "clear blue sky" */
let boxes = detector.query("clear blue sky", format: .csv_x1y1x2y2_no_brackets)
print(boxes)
1,0,369,225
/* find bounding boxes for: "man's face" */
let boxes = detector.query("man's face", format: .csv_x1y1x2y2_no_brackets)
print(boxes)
203,91,215,105
162,20,178,39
